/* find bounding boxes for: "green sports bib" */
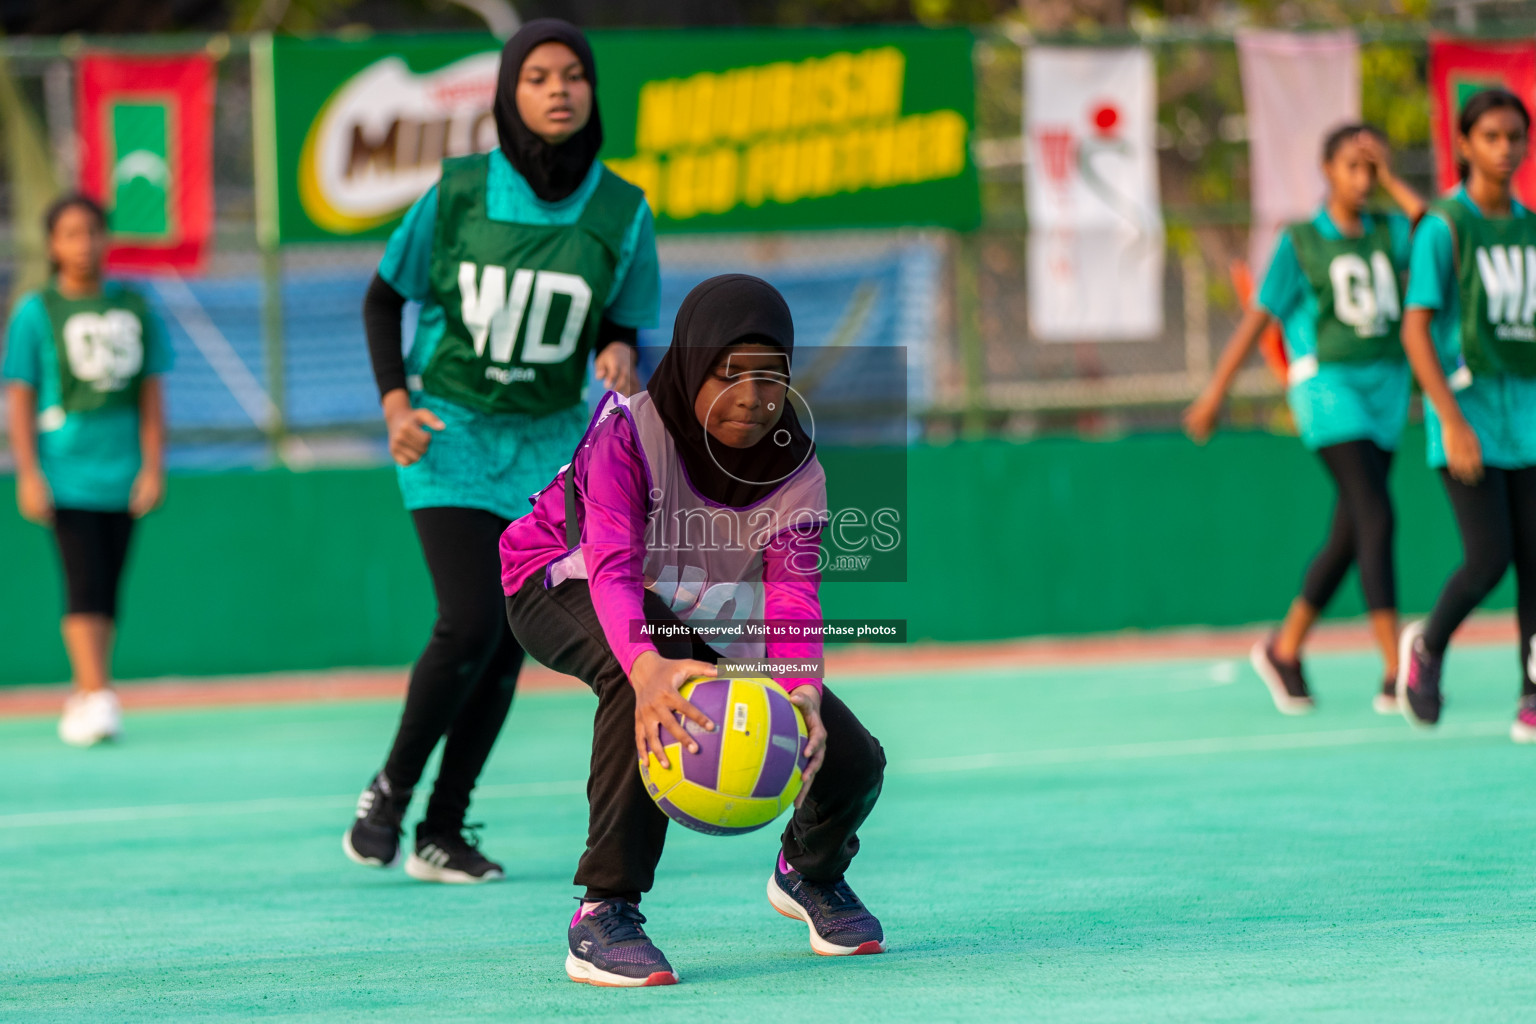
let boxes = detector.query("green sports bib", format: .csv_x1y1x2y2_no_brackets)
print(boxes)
1433,197,1536,377
420,154,645,416
1287,218,1404,364
40,283,150,413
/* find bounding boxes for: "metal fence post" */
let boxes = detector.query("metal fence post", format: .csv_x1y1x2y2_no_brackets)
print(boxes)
249,32,286,449
955,232,986,438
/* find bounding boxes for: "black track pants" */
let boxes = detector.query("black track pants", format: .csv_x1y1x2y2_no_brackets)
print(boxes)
382,507,525,835
1298,440,1398,614
1422,466,1536,696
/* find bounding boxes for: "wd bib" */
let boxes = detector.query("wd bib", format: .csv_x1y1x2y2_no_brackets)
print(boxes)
420,154,646,415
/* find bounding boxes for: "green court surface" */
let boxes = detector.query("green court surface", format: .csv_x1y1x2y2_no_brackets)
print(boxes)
5,644,1536,1022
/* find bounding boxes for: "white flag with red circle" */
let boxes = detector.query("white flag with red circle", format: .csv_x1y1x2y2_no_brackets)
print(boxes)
1025,47,1164,341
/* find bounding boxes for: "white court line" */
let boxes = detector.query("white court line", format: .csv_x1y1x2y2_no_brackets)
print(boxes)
0,779,585,830
0,724,1512,830
150,272,280,431
901,721,1510,775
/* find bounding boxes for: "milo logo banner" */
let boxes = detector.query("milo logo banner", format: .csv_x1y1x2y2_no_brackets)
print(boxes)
256,29,978,243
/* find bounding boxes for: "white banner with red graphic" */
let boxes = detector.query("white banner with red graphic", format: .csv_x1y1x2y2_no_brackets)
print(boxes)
1237,29,1360,278
1025,46,1163,341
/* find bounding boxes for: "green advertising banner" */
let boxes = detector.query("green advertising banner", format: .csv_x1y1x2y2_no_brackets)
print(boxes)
256,28,978,244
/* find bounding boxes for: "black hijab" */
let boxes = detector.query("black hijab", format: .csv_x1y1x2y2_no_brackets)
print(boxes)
493,19,603,203
647,275,815,508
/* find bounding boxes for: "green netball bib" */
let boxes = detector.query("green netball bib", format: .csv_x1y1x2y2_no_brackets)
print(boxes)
1287,217,1404,364
1433,197,1536,377
39,283,150,413
419,154,645,416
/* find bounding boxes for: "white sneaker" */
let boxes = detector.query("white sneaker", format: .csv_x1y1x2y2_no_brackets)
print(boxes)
58,689,121,747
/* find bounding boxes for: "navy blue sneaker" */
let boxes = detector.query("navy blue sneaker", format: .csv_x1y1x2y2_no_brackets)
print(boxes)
566,899,678,987
768,853,885,956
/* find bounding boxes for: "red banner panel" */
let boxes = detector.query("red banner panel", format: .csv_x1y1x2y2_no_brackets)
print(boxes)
76,54,215,272
1429,37,1536,200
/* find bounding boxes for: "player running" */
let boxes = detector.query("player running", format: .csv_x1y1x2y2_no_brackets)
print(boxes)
502,275,886,986
3,194,172,746
1185,124,1425,715
1398,88,1536,742
347,19,659,881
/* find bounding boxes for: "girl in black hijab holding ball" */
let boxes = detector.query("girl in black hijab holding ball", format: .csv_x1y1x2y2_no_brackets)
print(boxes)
502,274,888,986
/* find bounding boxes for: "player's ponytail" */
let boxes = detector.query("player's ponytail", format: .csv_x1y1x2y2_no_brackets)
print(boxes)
42,192,107,274
1456,88,1531,181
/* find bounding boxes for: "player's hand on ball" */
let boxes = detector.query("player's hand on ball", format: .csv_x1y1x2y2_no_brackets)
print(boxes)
787,685,827,806
129,469,165,518
594,341,640,396
1443,414,1484,485
16,469,53,525
629,650,717,769
385,404,445,467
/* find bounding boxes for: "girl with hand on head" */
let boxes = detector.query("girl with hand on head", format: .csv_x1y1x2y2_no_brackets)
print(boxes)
1397,89,1536,741
502,275,887,987
2,194,172,747
347,19,660,883
1185,124,1424,715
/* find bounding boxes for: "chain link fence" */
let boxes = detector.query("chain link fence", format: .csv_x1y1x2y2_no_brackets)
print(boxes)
0,30,1456,464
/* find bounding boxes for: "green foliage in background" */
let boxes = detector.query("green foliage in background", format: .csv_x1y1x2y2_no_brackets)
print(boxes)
0,55,60,302
774,0,1013,25
1362,44,1429,148
231,0,360,32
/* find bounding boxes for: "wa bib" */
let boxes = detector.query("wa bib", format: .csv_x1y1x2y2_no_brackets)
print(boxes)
1433,197,1536,377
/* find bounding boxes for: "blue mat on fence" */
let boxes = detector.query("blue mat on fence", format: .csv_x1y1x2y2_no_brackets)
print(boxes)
142,240,938,465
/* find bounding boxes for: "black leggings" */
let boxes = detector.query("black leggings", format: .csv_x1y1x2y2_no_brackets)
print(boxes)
1299,440,1397,614
506,574,886,905
1422,466,1536,695
52,508,135,619
381,507,526,836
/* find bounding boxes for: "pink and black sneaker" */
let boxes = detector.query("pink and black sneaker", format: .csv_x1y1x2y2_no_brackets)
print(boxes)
1397,620,1444,728
1511,696,1536,744
768,853,885,956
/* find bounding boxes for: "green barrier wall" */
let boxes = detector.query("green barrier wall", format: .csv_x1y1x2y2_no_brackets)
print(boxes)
0,430,1512,686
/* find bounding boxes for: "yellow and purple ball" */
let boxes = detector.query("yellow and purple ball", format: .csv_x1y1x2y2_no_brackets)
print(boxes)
639,676,809,836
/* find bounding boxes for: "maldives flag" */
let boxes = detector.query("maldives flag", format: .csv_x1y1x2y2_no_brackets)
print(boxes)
76,54,215,272
1429,37,1536,198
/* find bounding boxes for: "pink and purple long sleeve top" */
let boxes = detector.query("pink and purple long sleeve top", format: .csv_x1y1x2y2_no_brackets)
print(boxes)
500,398,826,693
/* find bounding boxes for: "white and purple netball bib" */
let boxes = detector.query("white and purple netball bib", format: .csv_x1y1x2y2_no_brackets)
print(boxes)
552,390,827,658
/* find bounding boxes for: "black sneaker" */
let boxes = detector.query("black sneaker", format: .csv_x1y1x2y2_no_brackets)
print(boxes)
566,899,679,987
1397,620,1444,728
767,853,885,956
1249,637,1314,715
343,772,410,868
405,823,505,884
